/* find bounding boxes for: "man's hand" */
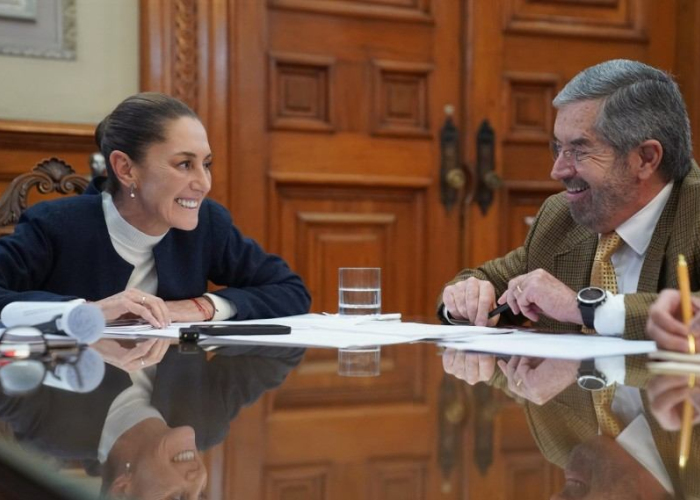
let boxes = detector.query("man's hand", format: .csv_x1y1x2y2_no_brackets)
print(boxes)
648,374,700,431
646,289,700,352
442,277,498,326
497,356,579,405
442,348,496,385
500,269,581,324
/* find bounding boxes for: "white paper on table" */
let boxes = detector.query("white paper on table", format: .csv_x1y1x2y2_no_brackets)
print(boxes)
439,332,656,360
197,327,411,349
334,321,513,340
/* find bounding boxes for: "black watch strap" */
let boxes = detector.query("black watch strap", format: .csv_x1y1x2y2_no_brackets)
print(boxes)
580,304,596,329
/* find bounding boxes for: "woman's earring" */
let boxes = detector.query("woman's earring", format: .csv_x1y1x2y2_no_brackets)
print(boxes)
129,184,136,199
125,462,132,475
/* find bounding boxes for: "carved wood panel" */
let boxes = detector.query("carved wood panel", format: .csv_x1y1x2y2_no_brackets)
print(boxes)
265,464,330,500
369,458,427,500
504,0,647,40
503,72,560,144
372,60,433,138
269,53,335,132
268,176,428,407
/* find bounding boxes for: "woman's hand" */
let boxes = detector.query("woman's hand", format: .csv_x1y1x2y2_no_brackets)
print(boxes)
94,289,170,328
92,338,171,373
166,297,215,322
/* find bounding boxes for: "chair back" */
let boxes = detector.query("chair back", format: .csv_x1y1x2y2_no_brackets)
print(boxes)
0,158,89,237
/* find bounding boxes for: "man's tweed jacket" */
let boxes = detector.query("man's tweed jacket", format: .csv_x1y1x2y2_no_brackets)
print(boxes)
441,165,700,342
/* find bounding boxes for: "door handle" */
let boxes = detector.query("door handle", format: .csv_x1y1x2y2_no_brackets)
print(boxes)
475,120,501,215
439,105,468,212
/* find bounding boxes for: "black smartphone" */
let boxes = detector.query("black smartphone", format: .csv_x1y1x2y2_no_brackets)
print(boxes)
181,324,291,338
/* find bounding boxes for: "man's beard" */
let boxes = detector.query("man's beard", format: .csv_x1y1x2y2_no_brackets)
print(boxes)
567,160,635,233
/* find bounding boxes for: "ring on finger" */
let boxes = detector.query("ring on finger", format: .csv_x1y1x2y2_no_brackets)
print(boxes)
140,296,146,306
140,357,146,367
516,284,523,294
516,378,523,387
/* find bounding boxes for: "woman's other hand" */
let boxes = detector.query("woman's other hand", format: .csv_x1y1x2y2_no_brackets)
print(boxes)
92,338,171,373
95,289,170,328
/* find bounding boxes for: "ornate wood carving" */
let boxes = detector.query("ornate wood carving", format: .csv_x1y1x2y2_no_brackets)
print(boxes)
368,458,427,500
269,53,335,132
372,60,433,138
504,0,647,40
269,0,433,23
0,158,89,235
265,465,330,500
172,0,198,109
503,72,560,144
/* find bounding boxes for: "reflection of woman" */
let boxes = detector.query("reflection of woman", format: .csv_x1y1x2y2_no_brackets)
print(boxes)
0,345,304,499
0,93,310,336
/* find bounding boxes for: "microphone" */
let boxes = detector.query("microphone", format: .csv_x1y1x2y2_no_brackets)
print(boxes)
0,360,45,396
1,302,105,344
42,347,106,393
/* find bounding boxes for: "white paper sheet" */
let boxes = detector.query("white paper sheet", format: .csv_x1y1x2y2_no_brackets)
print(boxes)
440,332,656,360
100,314,512,348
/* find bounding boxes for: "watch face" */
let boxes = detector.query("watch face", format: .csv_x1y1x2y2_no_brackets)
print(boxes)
579,287,606,304
577,375,607,391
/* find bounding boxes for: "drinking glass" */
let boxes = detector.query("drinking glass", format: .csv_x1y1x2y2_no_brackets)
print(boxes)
337,267,382,376
338,267,381,315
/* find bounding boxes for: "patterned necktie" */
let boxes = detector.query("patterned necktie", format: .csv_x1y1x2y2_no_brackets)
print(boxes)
587,231,624,437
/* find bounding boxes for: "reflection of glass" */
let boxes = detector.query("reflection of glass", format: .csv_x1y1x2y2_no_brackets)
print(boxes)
337,345,380,377
337,268,382,377
338,267,381,315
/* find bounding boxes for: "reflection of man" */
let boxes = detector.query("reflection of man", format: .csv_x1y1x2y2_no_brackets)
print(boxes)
552,436,673,500
440,59,699,341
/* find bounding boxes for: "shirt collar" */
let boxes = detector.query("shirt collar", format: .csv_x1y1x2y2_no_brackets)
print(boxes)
614,182,673,256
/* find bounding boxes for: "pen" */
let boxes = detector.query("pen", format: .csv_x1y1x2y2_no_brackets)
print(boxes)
488,302,511,319
677,254,695,469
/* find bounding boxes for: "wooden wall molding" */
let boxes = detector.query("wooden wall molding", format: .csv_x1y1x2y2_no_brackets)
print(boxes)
372,60,433,138
0,120,95,152
502,72,560,144
268,52,335,133
503,0,648,40
269,171,432,188
269,0,433,24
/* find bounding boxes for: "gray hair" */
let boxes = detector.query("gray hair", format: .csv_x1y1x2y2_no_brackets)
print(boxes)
553,59,692,181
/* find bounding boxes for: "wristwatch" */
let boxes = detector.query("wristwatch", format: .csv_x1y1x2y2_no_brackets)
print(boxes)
577,286,607,329
577,359,607,391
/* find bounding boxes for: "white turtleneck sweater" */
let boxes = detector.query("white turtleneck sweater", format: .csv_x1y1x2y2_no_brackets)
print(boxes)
101,192,235,319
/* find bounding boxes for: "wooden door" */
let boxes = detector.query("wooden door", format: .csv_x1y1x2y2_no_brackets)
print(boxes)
139,0,681,498
223,2,465,499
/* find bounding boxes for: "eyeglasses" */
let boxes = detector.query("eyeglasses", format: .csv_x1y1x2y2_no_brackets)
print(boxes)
550,141,607,165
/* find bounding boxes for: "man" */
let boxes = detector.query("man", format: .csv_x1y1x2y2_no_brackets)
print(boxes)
441,59,700,385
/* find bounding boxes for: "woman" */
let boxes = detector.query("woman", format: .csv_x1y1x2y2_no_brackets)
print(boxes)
0,93,310,334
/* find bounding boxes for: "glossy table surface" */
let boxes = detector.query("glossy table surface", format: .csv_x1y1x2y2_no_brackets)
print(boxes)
0,335,696,500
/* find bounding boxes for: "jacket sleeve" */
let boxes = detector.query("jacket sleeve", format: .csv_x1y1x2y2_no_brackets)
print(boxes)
204,202,311,320
0,205,79,308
